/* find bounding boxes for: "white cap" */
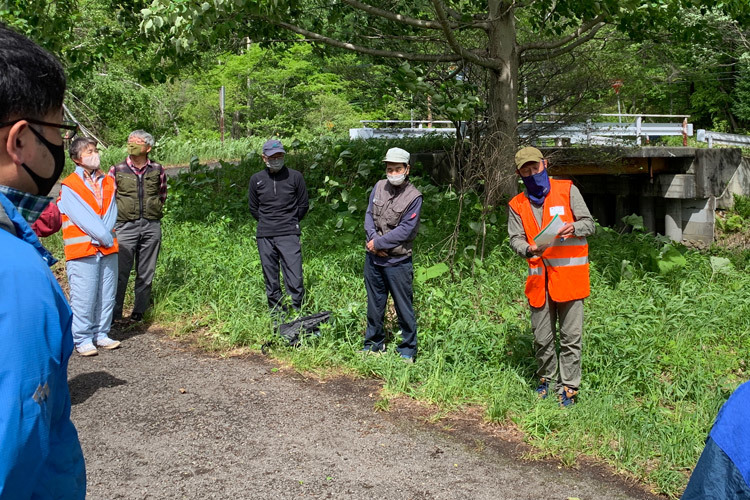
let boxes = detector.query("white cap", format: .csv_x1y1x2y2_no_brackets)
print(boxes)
383,147,410,164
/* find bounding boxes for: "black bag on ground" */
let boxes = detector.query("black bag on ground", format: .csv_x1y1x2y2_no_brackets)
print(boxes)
276,311,332,347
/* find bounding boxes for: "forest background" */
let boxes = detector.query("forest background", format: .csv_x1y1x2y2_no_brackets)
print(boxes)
3,0,750,150
3,1,750,498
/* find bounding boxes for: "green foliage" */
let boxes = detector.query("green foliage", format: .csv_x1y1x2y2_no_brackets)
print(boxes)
733,194,750,220
715,195,750,235
141,137,750,497
717,213,744,233
415,263,449,283
392,62,482,124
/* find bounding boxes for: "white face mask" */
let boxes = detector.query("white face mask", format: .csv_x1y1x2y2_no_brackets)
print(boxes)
387,173,406,186
266,157,284,172
80,152,101,170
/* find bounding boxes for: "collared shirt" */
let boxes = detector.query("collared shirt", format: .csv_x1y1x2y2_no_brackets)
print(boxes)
81,167,105,208
0,185,53,225
107,156,168,204
0,190,57,265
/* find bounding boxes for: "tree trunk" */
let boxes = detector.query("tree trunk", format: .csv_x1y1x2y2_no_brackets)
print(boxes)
486,0,520,198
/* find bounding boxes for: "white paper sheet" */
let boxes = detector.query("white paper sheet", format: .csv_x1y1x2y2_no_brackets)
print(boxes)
533,215,565,247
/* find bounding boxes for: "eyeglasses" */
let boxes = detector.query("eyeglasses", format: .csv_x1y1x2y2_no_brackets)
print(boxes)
0,117,79,140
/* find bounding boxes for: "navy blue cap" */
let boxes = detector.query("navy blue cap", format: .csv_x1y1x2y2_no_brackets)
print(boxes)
262,139,285,156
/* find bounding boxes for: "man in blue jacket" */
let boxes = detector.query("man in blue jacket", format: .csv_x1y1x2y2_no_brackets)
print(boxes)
0,24,86,498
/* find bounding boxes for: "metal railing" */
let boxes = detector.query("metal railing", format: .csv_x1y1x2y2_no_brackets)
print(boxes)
350,120,463,140
696,129,750,148
351,114,692,145
522,115,692,146
359,120,454,128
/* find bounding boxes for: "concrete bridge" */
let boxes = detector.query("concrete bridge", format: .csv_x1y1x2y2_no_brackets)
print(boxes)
412,147,749,245
545,147,748,244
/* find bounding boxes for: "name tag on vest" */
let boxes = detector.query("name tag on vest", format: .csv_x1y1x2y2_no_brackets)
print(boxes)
549,206,565,216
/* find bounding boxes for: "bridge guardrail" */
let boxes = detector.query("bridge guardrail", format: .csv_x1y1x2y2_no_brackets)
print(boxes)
350,115,692,145
696,129,750,148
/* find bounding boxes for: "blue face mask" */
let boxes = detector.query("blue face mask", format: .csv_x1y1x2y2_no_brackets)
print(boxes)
521,163,550,204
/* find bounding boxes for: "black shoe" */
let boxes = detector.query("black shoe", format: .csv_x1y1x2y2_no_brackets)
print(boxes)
130,312,144,322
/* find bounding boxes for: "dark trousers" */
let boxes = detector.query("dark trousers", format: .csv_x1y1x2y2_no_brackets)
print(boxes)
114,219,162,318
257,234,304,311
364,254,417,357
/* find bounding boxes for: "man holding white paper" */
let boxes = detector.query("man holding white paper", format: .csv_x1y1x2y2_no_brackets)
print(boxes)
507,146,595,407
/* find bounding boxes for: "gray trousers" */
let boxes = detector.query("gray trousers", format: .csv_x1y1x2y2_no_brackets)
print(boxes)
257,234,304,311
530,294,583,392
114,219,162,317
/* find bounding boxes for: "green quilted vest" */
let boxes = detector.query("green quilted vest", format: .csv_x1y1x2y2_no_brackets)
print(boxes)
114,163,164,222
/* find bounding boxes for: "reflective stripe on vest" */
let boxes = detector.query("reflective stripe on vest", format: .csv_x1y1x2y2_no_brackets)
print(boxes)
508,178,590,307
544,256,589,267
60,172,119,261
64,235,93,245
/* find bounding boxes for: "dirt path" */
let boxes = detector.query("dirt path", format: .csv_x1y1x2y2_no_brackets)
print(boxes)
68,325,660,500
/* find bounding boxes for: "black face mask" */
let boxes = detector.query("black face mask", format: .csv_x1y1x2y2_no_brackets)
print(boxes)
20,126,66,196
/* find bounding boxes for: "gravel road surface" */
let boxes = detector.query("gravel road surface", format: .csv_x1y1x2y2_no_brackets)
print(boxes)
68,325,661,500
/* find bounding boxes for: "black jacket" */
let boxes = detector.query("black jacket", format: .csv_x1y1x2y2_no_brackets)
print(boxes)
248,166,309,237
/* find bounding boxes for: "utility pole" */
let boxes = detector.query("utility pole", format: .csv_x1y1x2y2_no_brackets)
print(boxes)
612,80,623,123
220,86,225,144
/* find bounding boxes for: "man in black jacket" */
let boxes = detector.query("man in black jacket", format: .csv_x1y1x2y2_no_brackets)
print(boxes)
248,139,309,312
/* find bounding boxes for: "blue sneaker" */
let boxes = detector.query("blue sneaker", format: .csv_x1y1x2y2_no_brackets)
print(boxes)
400,354,414,364
559,386,578,407
535,378,549,399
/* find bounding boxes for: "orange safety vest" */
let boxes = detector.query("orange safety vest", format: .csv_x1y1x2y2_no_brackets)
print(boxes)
60,172,119,261
508,179,589,308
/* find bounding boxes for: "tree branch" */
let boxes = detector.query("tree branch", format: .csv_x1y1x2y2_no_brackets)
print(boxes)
339,0,487,30
520,22,605,63
272,19,463,62
429,0,501,69
445,5,488,23
519,15,606,52
339,0,445,29
362,34,446,43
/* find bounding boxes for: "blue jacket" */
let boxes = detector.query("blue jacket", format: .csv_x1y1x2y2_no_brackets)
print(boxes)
0,192,86,499
682,381,750,499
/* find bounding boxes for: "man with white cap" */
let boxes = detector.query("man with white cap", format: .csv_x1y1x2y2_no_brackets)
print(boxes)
249,139,309,313
507,146,594,406
362,147,422,362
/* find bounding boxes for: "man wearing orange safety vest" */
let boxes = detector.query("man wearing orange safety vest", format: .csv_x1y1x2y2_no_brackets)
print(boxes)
507,147,595,407
58,137,121,356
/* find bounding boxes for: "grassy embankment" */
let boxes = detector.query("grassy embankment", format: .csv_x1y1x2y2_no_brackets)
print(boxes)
45,136,750,497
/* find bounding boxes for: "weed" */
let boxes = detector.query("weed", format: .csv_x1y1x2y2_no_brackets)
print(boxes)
374,397,390,412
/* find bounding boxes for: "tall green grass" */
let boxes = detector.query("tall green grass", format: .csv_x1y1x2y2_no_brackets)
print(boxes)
143,137,749,498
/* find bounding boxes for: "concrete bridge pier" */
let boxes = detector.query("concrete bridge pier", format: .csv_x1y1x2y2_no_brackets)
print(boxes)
639,196,656,233
592,194,609,227
664,199,683,241
615,195,629,228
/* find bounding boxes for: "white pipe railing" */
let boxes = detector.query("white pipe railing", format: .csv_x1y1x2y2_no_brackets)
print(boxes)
697,129,750,148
